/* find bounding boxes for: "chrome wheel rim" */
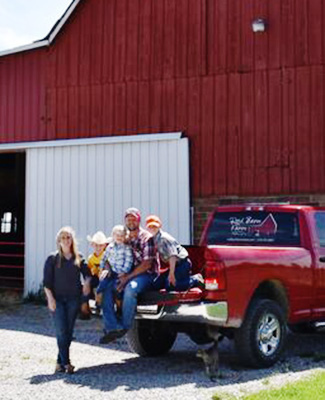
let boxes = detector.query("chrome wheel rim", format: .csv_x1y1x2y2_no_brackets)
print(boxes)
257,313,281,356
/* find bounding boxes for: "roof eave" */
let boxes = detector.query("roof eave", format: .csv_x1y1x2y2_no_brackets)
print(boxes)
0,40,49,57
48,0,82,44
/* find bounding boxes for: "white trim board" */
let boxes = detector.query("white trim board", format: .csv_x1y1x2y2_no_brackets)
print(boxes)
0,132,182,151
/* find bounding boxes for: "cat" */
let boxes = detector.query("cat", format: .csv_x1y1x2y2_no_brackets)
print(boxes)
197,343,219,381
196,326,222,381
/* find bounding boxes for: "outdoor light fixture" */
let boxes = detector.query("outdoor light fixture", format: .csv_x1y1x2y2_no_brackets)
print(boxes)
252,18,267,33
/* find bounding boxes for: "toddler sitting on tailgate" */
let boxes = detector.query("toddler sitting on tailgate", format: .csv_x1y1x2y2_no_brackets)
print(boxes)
96,225,133,313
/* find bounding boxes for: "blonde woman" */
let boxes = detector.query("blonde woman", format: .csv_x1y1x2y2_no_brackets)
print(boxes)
43,226,91,374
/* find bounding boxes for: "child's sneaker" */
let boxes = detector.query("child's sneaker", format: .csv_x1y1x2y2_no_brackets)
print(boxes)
192,273,205,290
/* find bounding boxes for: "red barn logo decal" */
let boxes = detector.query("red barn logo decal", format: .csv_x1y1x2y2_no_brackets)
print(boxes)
248,214,277,236
229,214,278,238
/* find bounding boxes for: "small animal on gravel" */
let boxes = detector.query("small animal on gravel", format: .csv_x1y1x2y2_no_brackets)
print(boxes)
196,326,222,381
197,343,219,381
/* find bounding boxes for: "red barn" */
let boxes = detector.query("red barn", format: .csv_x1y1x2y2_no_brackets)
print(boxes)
0,0,324,292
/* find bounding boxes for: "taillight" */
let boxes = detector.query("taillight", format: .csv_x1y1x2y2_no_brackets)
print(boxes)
204,260,226,291
205,278,220,290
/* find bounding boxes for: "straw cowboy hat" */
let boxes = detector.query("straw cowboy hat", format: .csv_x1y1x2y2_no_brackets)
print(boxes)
87,231,109,245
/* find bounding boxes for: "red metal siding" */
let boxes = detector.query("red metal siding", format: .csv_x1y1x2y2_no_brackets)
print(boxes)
0,51,46,142
0,0,325,199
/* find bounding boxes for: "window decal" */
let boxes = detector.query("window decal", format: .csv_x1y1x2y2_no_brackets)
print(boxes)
207,211,300,246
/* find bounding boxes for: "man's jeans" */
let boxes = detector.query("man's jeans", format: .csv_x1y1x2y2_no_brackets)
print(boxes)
52,296,80,366
102,273,154,332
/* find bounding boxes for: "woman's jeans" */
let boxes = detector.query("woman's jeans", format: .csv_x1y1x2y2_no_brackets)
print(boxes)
102,273,154,332
52,296,80,366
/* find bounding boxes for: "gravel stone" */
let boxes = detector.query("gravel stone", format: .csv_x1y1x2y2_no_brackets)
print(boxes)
0,303,324,400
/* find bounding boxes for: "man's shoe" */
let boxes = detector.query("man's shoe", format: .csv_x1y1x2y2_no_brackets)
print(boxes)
113,329,128,339
99,329,127,344
99,332,114,344
99,330,118,344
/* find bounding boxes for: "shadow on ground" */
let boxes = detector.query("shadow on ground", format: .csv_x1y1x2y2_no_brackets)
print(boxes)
1,303,325,392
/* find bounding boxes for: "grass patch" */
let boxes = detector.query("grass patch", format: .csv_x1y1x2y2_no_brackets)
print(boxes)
23,286,47,305
213,395,236,400
212,371,325,400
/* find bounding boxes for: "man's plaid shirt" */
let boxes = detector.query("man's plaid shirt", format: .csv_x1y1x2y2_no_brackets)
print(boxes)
127,227,158,275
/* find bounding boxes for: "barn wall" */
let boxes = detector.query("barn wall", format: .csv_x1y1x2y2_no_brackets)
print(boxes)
0,0,325,198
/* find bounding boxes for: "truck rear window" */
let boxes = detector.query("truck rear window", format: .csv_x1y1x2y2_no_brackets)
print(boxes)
206,211,300,246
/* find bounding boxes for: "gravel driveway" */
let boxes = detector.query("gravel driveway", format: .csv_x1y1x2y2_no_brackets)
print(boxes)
0,303,324,400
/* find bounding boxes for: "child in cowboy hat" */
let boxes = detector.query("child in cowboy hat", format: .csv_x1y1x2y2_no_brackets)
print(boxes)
80,231,110,318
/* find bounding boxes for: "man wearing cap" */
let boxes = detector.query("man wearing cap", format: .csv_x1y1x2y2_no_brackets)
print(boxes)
146,215,204,292
100,207,157,343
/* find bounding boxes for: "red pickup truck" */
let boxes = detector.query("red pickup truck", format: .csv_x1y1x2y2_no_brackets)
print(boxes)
127,204,325,368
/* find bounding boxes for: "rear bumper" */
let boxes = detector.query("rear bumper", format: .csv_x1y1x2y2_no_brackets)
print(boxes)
136,301,228,326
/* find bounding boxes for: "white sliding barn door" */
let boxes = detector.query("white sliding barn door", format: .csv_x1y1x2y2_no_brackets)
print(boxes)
24,135,190,294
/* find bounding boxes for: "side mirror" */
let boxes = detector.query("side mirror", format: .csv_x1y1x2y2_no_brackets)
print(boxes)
319,256,325,263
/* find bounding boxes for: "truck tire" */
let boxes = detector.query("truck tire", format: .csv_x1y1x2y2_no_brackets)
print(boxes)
234,299,287,368
126,320,177,356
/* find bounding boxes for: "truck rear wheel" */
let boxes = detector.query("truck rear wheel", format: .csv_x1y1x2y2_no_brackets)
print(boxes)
234,299,287,368
126,320,177,356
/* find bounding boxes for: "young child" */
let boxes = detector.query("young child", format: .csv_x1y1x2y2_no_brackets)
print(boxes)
145,215,204,292
96,225,133,312
80,231,109,318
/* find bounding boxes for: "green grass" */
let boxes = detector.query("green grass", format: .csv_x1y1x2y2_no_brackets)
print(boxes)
212,371,325,400
23,286,47,305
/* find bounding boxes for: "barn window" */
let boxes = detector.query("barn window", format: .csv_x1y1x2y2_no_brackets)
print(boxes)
1,212,13,233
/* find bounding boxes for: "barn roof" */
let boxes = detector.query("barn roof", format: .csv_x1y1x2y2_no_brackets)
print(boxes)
0,0,81,57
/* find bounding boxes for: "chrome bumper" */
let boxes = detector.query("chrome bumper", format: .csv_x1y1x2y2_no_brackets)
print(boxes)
136,301,228,326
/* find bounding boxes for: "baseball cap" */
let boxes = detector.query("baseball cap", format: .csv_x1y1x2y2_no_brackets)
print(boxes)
145,215,162,228
125,207,141,221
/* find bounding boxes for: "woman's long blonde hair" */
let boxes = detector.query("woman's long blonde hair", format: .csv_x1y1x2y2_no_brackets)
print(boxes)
56,226,81,267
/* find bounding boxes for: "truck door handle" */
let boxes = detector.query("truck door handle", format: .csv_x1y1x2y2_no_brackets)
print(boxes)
319,256,325,263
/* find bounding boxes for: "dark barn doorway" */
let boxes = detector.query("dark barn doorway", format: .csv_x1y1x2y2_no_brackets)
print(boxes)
0,153,25,291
